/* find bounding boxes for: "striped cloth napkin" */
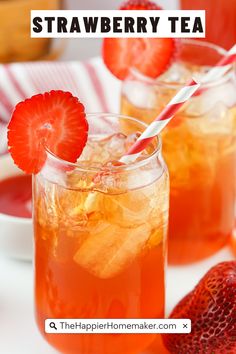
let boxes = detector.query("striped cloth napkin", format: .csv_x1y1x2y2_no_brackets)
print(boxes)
0,57,121,155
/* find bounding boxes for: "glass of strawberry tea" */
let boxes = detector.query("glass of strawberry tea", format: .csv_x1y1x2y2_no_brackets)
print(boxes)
102,0,236,265
7,91,169,353
33,113,169,354
118,39,236,265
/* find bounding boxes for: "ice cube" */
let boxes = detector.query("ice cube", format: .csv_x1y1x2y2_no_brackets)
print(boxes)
105,133,127,159
66,168,96,191
83,192,102,214
187,102,234,135
162,124,207,188
38,183,93,233
74,222,151,279
213,81,236,108
186,81,236,117
149,174,169,228
79,137,110,164
100,171,168,229
163,109,232,188
147,226,166,249
103,192,150,227
37,181,59,229
159,62,192,84
126,168,162,190
79,139,97,161
58,189,104,231
80,134,128,164
122,78,160,110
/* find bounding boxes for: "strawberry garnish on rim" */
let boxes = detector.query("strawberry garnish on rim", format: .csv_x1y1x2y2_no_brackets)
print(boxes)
8,90,88,174
102,0,177,80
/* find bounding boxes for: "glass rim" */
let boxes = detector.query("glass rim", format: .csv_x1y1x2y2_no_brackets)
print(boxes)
45,113,162,173
129,39,235,89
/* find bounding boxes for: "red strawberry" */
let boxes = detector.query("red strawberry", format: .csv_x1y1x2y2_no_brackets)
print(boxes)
102,0,177,80
8,90,88,174
120,0,162,10
163,261,236,354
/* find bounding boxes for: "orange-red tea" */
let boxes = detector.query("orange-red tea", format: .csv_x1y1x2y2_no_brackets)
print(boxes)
34,115,169,354
121,41,236,264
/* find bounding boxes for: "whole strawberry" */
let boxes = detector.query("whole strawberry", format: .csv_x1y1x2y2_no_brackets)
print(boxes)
163,261,236,354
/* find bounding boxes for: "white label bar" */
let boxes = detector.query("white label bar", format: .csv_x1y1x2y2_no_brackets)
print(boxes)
31,10,205,38
45,318,191,334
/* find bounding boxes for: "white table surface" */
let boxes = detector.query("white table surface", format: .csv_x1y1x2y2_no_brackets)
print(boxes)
0,246,234,354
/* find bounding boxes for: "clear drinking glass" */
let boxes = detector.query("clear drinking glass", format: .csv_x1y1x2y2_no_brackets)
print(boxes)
33,113,169,354
121,39,236,265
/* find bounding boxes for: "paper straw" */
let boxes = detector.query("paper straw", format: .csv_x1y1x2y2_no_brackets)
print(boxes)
200,44,236,84
194,44,236,95
120,44,236,164
120,79,200,163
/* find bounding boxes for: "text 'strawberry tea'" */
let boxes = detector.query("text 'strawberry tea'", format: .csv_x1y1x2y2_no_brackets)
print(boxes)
121,40,236,264
34,114,169,354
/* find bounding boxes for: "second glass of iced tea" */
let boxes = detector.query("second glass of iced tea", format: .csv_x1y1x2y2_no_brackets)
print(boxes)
121,40,236,264
33,113,169,354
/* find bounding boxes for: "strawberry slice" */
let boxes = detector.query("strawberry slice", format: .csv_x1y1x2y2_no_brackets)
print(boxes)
8,90,88,174
163,261,236,354
102,0,177,80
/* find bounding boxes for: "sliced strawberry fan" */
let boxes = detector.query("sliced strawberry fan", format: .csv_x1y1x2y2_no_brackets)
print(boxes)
102,0,178,80
7,90,88,174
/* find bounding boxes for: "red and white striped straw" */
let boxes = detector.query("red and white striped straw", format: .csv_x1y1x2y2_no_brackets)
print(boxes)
194,44,236,96
120,79,200,163
200,44,236,84
120,44,236,164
